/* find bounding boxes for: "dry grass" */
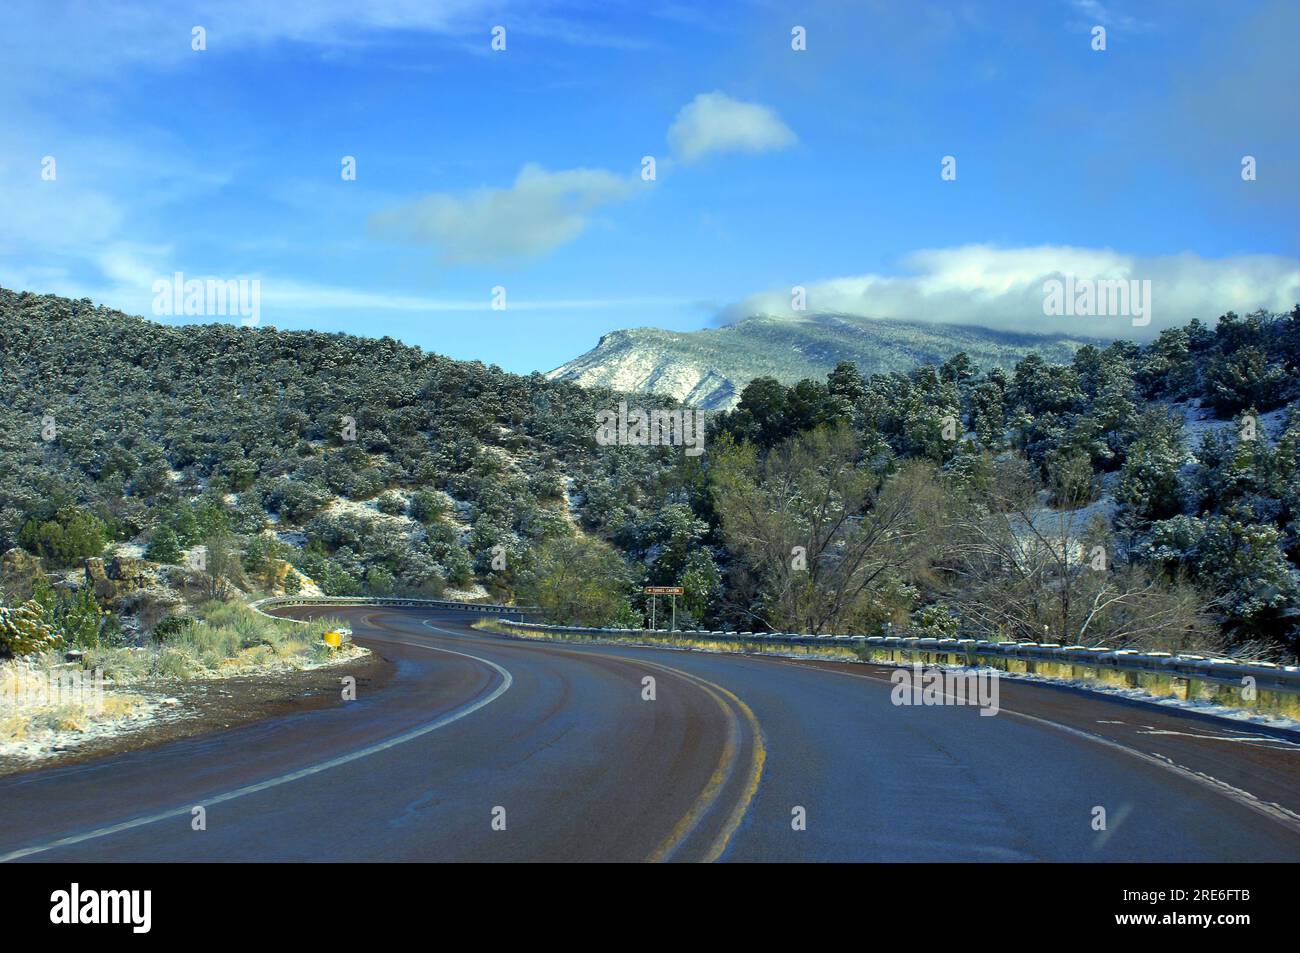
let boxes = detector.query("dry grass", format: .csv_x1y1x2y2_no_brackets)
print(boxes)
0,657,152,755
80,601,364,683
1,601,366,761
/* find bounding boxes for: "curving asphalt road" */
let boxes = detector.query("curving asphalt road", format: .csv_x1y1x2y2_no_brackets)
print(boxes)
1,606,1298,862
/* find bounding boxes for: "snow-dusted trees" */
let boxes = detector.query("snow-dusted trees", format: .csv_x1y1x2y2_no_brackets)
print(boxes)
936,455,1216,651
1114,408,1186,534
0,600,63,657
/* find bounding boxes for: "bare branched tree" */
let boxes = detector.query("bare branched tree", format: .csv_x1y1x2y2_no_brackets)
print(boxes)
712,426,941,634
935,455,1217,650
194,530,248,603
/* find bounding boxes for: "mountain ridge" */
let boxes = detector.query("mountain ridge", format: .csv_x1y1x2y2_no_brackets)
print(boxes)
547,312,1101,409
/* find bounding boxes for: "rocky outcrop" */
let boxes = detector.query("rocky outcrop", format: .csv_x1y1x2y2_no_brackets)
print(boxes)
1,548,44,597
83,555,150,603
84,557,116,602
2,548,42,576
84,557,110,586
108,556,147,589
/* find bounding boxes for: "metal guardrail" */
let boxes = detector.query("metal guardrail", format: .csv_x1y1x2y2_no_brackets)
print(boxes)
249,595,541,620
489,621,1300,695
245,601,1299,716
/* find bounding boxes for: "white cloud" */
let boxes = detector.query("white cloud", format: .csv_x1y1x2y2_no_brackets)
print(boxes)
369,164,636,264
667,92,796,163
726,245,1300,338
367,93,795,265
1067,0,1146,31
0,174,122,256
256,282,686,314
0,0,643,99
0,244,688,321
0,121,234,302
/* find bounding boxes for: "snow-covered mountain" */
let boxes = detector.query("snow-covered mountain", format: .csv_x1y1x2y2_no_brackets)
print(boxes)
547,313,1098,409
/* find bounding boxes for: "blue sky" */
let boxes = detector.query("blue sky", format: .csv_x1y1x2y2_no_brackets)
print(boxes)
2,0,1297,373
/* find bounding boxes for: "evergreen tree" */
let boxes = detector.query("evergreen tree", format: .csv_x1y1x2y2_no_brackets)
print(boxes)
1115,409,1185,532
145,525,182,564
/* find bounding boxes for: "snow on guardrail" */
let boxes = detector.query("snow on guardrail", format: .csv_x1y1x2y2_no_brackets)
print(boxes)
487,619,1300,718
249,595,541,623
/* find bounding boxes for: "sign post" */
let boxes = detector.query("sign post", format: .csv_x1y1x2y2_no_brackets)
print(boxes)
643,587,684,632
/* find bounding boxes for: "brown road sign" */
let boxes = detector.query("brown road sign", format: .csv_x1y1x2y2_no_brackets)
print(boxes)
644,586,684,595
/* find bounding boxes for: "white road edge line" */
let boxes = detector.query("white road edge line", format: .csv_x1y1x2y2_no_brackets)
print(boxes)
512,636,1300,837
0,623,511,863
760,658,1300,835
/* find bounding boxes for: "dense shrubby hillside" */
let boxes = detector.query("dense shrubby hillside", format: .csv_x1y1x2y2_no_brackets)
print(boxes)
0,287,684,629
2,286,1298,661
709,307,1300,658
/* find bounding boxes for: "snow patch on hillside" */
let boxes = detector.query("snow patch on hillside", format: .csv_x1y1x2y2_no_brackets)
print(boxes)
1168,399,1290,453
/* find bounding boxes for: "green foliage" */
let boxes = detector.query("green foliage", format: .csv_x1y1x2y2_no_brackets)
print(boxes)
715,376,847,450
1115,409,1186,531
3,289,1299,655
82,602,350,679
408,489,447,524
262,480,332,524
0,599,63,657
318,561,362,596
680,549,722,621
711,425,939,634
365,565,396,596
57,586,107,649
608,599,644,629
910,603,961,636
241,534,283,574
195,529,248,601
17,506,105,567
151,614,194,644
1144,510,1297,645
6,577,105,652
145,525,183,564
518,536,636,626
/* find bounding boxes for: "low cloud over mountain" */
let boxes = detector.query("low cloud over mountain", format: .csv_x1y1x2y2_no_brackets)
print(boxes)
722,245,1300,339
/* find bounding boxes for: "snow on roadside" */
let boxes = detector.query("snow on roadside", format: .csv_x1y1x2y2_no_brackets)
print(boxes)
0,644,367,766
0,693,183,763
993,666,1300,734
0,659,184,764
442,583,490,601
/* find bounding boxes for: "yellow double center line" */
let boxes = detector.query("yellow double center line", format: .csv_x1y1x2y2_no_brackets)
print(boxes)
639,659,767,863
435,616,768,861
